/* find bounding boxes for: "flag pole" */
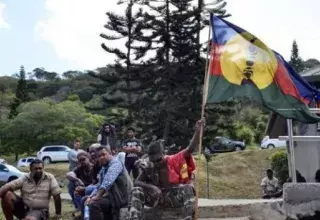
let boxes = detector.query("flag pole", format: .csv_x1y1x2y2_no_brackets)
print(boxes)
194,13,212,220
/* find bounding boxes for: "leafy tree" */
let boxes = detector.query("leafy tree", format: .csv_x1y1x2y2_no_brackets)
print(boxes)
303,58,320,70
32,68,59,81
2,99,104,157
9,66,30,119
289,40,304,73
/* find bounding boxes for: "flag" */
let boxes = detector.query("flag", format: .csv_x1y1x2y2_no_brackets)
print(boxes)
207,14,320,123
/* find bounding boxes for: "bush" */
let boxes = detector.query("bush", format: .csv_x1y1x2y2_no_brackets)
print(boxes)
233,123,255,145
269,150,288,185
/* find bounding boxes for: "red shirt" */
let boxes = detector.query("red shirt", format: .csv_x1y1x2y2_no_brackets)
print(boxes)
165,150,196,184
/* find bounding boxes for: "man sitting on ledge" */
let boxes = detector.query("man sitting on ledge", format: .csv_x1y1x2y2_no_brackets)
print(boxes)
127,118,205,220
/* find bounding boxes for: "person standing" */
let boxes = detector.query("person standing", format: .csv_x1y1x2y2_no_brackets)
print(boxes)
68,139,85,171
122,127,142,179
0,159,62,220
97,123,118,151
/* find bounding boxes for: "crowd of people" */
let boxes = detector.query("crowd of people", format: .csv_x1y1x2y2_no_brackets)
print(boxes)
0,118,205,220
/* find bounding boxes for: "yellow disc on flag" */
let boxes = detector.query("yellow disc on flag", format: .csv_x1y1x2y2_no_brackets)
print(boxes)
220,32,278,89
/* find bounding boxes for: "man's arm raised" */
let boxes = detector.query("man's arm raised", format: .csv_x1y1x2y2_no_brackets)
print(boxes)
185,118,205,156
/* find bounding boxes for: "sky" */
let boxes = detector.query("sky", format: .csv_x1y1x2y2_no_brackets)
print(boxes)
0,0,319,76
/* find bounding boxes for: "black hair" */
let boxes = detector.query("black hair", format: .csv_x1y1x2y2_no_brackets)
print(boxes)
77,151,90,159
148,140,164,156
127,127,135,132
96,146,111,154
30,159,44,168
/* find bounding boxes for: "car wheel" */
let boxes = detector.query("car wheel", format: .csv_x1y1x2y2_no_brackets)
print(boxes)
8,176,18,183
267,144,275,149
43,157,52,164
235,146,242,151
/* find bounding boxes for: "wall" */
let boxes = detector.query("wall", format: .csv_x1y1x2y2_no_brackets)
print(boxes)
294,122,320,182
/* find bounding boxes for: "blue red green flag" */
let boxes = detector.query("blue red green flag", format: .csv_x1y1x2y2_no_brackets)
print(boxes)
207,14,320,123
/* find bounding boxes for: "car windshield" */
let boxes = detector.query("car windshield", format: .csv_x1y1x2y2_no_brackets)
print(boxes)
6,164,20,173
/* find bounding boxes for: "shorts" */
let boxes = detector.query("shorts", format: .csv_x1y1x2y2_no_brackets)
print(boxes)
13,195,48,220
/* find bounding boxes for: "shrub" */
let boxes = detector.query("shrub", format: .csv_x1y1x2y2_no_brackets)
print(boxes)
233,123,255,145
269,150,288,185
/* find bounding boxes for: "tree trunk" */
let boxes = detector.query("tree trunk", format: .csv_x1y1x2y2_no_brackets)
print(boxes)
15,152,18,161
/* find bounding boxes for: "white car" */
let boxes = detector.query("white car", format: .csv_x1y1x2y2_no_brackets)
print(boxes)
37,145,71,164
0,163,26,186
261,136,286,149
17,157,36,168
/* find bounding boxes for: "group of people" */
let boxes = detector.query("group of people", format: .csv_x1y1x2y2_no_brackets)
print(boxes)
0,118,205,220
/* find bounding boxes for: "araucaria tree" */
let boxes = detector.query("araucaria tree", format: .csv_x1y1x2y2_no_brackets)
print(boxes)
9,65,30,119
289,40,304,73
94,0,234,147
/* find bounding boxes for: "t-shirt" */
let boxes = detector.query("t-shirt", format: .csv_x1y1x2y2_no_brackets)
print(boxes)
261,177,278,194
92,163,102,184
68,149,85,171
122,138,142,158
73,165,94,187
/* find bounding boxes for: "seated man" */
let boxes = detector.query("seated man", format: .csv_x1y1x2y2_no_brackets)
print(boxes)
261,169,282,199
66,152,94,212
0,159,62,220
83,146,132,220
128,118,205,220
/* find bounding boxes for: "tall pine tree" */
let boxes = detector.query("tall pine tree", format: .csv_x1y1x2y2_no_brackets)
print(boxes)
90,0,150,127
289,40,304,73
91,0,234,147
9,66,30,119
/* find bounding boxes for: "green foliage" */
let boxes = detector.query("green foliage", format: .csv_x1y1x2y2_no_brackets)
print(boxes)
289,40,304,73
68,94,80,101
303,58,320,70
233,105,269,143
269,150,288,185
9,66,30,119
233,122,254,145
1,99,104,154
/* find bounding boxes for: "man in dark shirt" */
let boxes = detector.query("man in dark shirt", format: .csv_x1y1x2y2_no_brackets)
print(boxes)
122,127,142,179
66,152,94,212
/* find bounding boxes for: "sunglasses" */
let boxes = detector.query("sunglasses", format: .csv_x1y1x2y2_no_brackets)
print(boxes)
78,157,86,162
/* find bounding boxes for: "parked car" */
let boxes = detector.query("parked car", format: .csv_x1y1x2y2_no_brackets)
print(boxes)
17,157,36,168
37,145,71,164
206,136,246,153
0,159,7,164
261,136,286,149
0,163,26,186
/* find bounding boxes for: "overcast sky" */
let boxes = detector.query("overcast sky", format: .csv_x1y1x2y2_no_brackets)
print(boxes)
0,0,319,76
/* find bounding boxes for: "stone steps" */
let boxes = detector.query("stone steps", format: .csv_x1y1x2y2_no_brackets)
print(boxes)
60,193,282,219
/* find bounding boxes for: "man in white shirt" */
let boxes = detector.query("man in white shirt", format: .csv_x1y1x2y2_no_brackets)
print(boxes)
261,169,282,199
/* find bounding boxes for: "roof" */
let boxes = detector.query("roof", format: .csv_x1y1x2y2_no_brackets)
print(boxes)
300,65,320,83
266,66,320,138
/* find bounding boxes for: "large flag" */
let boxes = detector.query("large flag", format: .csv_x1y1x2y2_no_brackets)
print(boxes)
207,14,320,123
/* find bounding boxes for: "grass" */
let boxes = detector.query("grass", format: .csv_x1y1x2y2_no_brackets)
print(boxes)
196,148,281,199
